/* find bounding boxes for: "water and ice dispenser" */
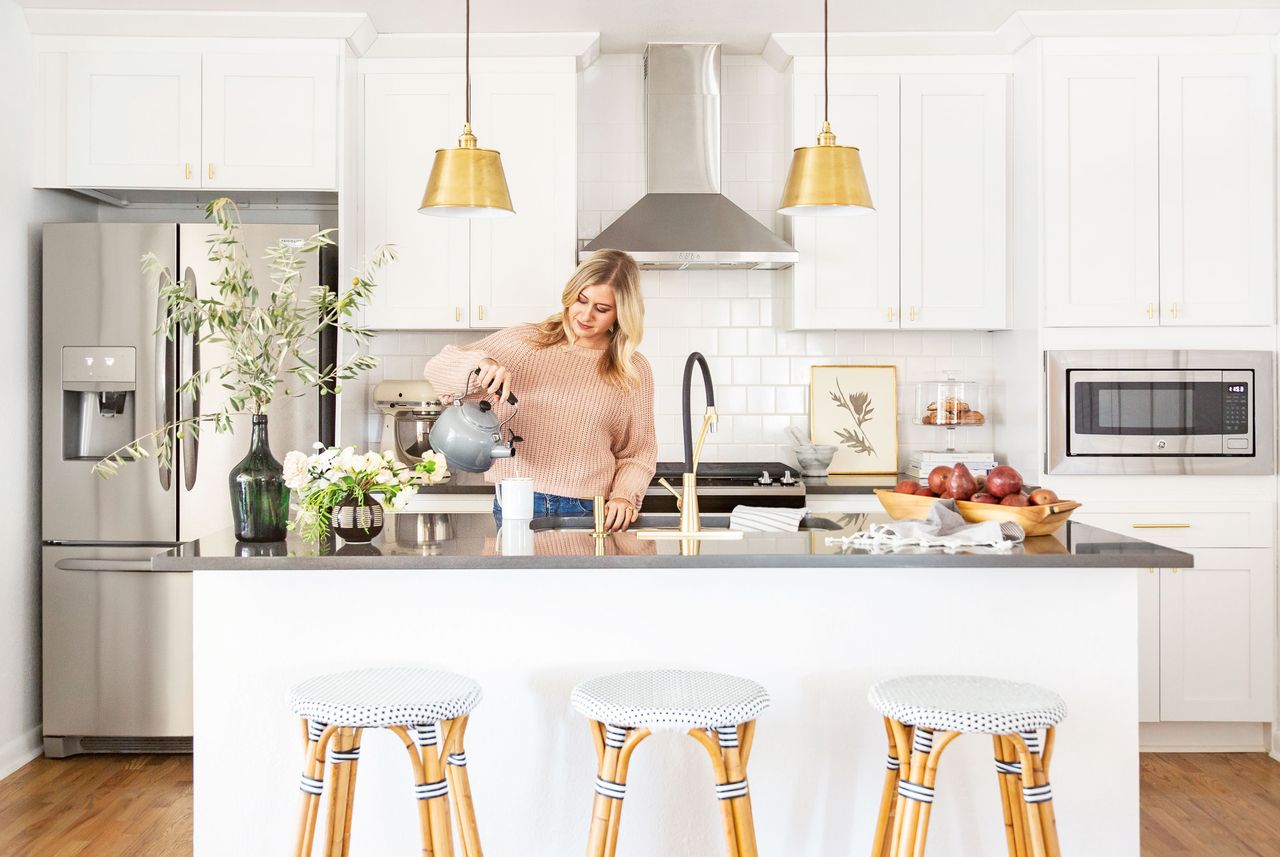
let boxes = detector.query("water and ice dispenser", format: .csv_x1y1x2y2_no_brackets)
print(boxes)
62,346,137,460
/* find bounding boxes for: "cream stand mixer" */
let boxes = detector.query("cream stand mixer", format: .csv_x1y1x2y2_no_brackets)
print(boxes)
374,380,444,466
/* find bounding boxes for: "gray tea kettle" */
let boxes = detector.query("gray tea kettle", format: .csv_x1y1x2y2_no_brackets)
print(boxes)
428,368,522,473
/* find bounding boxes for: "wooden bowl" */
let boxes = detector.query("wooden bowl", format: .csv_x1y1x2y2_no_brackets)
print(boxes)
874,489,1082,537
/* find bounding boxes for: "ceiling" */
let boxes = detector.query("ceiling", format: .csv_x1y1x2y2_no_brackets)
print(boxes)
17,0,1279,52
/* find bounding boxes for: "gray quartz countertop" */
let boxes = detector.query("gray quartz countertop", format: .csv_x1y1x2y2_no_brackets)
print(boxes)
416,475,903,496
155,512,1193,571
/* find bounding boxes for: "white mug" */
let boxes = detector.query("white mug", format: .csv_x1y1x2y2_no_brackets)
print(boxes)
495,477,535,520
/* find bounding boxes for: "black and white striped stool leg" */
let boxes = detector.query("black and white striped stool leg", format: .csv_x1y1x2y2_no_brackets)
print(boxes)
1009,729,1061,857
386,723,448,857
323,726,363,857
415,722,456,857
293,719,336,857
993,735,1027,857
688,723,761,857
442,716,482,857
872,717,903,857
585,722,649,857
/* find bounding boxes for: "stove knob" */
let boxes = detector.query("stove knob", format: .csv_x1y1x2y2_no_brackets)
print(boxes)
758,470,773,485
780,470,795,485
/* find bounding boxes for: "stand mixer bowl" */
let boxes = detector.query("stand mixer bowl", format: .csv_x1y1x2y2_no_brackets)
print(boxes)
374,380,444,465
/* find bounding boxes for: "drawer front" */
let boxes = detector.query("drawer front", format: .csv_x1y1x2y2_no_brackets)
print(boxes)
1071,503,1273,549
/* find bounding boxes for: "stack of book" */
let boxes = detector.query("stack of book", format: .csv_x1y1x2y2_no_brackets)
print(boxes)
906,451,998,483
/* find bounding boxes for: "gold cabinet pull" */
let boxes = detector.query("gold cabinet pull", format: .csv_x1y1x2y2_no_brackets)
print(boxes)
1170,302,1179,318
886,307,894,322
1147,567,1156,574
1146,303,1154,319
208,162,215,180
1171,567,1181,574
909,306,917,322
1131,523,1190,529
455,306,461,323
184,162,192,180
478,305,485,321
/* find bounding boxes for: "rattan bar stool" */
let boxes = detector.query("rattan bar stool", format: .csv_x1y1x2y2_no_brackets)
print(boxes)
288,667,484,857
571,669,770,857
867,674,1068,857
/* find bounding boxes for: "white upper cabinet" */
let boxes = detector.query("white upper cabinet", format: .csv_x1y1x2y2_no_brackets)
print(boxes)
899,74,1008,329
66,53,202,189
1043,51,1275,327
359,61,577,331
1043,55,1160,327
1159,549,1275,722
468,69,577,330
786,72,900,330
360,73,470,331
1158,54,1275,327
62,49,338,191
201,53,338,191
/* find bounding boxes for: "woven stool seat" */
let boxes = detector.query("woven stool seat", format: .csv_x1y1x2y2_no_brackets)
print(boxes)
289,667,482,727
868,674,1066,735
571,669,770,732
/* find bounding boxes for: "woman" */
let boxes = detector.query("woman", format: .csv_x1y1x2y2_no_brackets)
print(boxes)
424,249,657,532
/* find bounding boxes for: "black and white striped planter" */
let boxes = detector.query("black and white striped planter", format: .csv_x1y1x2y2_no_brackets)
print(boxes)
330,498,384,544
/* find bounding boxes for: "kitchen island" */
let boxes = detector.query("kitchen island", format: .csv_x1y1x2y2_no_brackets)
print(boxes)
166,512,1189,857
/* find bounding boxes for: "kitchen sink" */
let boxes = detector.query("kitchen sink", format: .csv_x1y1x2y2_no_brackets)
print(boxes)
528,514,841,532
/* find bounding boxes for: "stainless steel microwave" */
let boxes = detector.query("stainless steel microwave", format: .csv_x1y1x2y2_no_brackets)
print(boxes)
1046,350,1274,475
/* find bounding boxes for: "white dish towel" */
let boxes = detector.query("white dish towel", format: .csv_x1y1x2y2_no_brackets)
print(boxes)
730,505,808,533
827,500,1025,552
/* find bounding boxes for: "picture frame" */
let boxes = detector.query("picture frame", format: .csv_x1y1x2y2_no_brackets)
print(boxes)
809,365,899,475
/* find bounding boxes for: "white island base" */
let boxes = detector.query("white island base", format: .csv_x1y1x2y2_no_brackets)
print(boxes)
193,563,1139,856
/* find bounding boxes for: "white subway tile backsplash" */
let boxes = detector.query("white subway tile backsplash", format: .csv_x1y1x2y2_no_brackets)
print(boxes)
760,359,790,385
776,386,807,414
747,386,776,414
747,328,776,356
776,331,806,356
701,299,732,327
732,356,761,385
717,268,749,297
730,299,760,327
718,328,748,355
722,151,748,182
806,331,837,356
717,386,747,415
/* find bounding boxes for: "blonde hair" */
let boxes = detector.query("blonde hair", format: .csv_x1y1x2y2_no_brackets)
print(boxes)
528,249,645,389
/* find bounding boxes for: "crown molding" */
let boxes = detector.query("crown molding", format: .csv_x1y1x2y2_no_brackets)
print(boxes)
361,32,601,68
23,9,372,48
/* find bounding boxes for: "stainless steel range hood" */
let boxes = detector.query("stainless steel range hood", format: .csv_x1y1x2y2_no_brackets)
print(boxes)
579,43,798,271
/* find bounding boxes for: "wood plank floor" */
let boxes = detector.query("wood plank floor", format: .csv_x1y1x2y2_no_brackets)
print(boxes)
0,752,1275,855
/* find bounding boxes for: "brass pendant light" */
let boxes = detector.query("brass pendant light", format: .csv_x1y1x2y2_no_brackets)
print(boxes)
419,0,514,218
778,0,874,217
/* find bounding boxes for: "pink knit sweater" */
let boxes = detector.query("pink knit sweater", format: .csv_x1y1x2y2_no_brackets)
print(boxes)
424,325,658,508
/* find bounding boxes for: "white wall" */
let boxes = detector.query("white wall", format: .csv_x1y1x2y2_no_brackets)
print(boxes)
0,0,98,780
353,54,996,473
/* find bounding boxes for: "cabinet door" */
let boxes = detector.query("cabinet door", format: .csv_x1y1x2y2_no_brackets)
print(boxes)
202,53,338,191
468,70,577,330
66,53,201,189
1159,549,1275,722
1043,56,1159,327
900,75,1007,329
360,74,470,330
1159,54,1275,327
1137,566,1160,722
787,73,899,330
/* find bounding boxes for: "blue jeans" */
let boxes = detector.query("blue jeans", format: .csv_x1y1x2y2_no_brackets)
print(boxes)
493,492,594,529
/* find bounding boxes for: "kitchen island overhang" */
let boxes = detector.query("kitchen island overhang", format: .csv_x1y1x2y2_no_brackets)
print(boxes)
175,515,1188,857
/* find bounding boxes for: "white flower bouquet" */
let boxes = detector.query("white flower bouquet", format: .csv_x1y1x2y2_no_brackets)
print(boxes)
284,444,449,542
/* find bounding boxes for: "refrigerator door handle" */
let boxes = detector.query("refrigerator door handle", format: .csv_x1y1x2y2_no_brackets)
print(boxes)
155,272,175,491
55,558,164,573
180,268,200,490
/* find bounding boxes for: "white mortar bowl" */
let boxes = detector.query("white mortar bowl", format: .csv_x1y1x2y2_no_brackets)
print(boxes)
793,444,838,477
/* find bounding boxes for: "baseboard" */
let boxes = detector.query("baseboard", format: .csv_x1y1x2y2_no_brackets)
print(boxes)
0,726,43,782
1140,721,1269,752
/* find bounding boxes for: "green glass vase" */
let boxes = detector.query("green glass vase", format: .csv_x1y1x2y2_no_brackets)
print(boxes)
229,414,290,542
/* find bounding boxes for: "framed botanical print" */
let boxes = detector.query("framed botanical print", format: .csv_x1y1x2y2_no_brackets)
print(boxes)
809,365,899,475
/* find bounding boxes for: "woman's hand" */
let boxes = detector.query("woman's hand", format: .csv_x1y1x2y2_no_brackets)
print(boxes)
475,357,512,403
602,497,638,532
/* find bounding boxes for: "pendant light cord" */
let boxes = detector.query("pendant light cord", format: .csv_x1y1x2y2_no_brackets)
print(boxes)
823,0,829,123
465,0,471,125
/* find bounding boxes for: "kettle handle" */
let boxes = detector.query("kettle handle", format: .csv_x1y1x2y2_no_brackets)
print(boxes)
460,367,519,407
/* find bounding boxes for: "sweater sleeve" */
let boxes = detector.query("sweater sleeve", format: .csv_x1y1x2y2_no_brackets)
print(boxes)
608,355,658,509
423,325,533,399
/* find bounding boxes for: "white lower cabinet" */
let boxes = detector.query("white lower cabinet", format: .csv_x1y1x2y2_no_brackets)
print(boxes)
1158,548,1275,722
1137,566,1161,722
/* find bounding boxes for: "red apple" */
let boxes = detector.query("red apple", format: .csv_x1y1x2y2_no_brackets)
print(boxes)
895,479,921,494
1000,493,1030,507
947,462,978,501
1028,488,1060,506
984,465,1024,498
928,466,953,495
969,492,999,504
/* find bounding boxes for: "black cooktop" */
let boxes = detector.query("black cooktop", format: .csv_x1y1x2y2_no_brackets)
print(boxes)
651,461,800,486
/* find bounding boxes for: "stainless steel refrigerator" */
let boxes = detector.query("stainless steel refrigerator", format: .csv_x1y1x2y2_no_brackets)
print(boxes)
41,222,335,756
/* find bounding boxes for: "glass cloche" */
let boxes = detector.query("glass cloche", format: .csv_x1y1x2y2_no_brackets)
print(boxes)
914,374,985,452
